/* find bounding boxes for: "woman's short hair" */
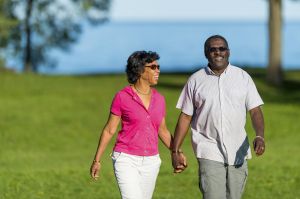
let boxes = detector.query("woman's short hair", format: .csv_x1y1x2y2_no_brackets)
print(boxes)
126,51,160,84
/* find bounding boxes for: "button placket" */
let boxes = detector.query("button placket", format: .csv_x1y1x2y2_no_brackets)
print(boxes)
218,75,228,162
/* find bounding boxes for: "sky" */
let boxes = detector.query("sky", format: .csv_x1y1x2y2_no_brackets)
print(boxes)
110,0,300,21
9,0,300,73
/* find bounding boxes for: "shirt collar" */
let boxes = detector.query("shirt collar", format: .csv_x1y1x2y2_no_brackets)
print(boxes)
205,63,231,76
123,85,157,97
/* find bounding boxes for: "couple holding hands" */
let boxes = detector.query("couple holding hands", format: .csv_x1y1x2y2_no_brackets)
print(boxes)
90,35,265,199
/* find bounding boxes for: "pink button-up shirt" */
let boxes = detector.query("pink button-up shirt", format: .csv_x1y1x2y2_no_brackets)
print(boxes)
111,85,166,156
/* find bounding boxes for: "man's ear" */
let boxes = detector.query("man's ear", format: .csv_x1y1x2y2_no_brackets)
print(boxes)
204,51,208,59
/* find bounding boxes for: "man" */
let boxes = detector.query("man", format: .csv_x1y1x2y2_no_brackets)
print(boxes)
171,35,265,199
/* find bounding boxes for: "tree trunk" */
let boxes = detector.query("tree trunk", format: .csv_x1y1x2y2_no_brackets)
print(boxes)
267,0,283,85
24,0,33,72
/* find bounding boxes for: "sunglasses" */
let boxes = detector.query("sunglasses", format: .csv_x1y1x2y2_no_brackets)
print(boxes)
208,47,229,53
145,64,160,70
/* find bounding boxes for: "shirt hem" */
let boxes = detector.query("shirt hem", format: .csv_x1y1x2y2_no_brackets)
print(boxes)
113,147,159,156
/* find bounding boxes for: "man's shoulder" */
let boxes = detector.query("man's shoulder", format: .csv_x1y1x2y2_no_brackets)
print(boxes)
228,64,251,78
188,67,207,80
229,64,246,72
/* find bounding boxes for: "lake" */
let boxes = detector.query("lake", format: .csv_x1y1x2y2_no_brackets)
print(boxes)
10,21,300,74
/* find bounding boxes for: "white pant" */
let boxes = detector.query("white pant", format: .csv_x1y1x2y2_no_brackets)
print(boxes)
111,151,161,199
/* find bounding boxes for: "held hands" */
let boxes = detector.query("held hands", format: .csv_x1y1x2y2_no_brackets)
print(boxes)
253,136,265,156
90,160,101,180
171,150,188,173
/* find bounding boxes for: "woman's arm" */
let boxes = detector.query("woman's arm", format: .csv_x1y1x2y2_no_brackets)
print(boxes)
158,117,173,150
158,117,187,172
90,113,120,180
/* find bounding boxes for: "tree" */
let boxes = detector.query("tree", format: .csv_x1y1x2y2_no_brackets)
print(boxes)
267,0,283,85
0,1,18,50
267,0,299,85
1,0,111,72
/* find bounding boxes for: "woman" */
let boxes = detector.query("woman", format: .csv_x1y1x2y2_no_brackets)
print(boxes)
90,51,186,199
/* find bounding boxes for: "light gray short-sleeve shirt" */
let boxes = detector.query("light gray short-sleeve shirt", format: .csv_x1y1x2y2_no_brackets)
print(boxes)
176,64,263,165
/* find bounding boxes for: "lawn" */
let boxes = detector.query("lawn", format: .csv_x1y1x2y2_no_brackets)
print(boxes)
0,69,300,199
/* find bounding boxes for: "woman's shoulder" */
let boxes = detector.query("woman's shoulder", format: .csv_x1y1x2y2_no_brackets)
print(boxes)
115,85,133,95
152,88,165,100
112,86,134,103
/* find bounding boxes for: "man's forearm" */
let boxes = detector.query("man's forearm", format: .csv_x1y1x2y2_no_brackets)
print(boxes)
250,106,264,137
173,112,192,150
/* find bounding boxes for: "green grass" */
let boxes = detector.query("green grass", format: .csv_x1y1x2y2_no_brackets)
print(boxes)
0,69,300,199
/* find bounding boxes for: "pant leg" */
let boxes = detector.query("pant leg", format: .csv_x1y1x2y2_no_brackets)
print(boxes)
139,155,161,199
198,158,227,199
226,161,248,199
112,152,143,199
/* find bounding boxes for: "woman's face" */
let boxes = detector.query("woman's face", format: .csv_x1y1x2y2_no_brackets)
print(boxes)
140,60,160,85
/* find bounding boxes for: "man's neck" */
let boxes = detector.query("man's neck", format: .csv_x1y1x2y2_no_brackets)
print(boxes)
208,63,229,76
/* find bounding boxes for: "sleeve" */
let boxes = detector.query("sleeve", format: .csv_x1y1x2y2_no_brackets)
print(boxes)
176,79,194,116
110,92,122,116
245,75,264,111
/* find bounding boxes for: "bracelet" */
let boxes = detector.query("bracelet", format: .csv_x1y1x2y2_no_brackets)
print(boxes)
93,160,101,165
255,135,264,141
171,149,183,154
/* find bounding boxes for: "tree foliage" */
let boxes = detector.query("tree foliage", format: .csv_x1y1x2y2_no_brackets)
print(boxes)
1,0,111,72
0,1,18,47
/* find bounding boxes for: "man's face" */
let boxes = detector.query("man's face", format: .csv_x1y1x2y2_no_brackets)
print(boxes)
206,38,230,70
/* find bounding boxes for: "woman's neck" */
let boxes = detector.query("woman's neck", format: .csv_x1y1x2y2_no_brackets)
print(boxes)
134,82,151,95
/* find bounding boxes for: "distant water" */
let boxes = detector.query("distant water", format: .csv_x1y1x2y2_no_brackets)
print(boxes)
26,21,300,74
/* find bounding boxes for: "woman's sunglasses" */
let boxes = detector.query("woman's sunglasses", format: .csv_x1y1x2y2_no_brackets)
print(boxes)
145,64,160,70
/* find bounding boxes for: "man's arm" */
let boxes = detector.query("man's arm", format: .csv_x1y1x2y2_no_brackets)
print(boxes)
172,112,192,173
249,106,265,156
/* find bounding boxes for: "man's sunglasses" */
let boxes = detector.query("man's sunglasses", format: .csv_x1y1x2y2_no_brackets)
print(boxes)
145,64,160,70
208,47,229,53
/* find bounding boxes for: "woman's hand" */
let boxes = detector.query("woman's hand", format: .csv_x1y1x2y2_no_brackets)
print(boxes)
90,161,101,180
172,152,188,173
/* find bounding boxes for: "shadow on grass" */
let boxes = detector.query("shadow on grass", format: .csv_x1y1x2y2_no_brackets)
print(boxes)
70,67,300,104
282,79,300,91
245,68,300,104
157,82,185,90
157,72,193,90
264,80,300,104
159,67,300,104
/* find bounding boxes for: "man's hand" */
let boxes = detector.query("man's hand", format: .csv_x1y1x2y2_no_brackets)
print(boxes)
171,152,187,173
253,136,265,156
